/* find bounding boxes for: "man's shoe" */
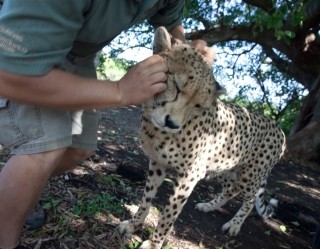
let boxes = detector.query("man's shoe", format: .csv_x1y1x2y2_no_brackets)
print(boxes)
25,203,45,230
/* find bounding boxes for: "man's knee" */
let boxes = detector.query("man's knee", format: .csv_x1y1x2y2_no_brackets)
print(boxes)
67,147,94,162
1,148,68,181
50,147,95,177
25,148,68,169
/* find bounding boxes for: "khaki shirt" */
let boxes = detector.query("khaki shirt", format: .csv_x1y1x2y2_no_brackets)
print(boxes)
0,0,184,76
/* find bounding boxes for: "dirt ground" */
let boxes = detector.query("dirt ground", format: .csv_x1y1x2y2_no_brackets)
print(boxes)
1,105,319,249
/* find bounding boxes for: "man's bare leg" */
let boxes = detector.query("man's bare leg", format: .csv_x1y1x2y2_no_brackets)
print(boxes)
0,147,93,249
50,147,94,177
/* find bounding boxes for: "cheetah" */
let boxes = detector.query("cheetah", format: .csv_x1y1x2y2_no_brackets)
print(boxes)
118,27,286,249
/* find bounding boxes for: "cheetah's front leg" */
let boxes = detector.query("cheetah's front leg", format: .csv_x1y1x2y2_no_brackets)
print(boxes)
221,196,255,236
118,161,166,238
144,171,204,249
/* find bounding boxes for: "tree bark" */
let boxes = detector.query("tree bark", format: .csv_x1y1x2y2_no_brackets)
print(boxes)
287,75,320,163
286,121,320,163
291,76,320,133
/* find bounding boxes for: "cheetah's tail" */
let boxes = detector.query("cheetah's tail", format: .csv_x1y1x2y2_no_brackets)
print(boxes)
255,181,278,219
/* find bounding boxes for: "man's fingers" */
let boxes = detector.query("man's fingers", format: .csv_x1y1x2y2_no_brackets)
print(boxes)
149,82,167,95
191,39,207,49
139,55,168,74
150,72,167,86
117,54,169,106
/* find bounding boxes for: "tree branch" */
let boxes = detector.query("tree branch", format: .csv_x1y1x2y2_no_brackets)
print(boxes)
242,0,274,14
186,25,291,58
262,45,316,89
187,23,320,78
291,75,320,134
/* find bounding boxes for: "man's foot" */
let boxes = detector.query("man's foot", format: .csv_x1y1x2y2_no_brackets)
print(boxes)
25,203,45,230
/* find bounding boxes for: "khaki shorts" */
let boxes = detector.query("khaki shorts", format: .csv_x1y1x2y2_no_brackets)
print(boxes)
0,54,98,155
0,98,98,155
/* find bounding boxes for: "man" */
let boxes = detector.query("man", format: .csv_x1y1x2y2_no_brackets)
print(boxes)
0,1,187,248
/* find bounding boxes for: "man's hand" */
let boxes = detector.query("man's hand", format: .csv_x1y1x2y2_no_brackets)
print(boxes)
116,54,168,106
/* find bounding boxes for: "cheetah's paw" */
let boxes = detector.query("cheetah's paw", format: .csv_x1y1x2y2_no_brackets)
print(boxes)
195,202,215,212
139,240,161,249
117,220,135,239
222,221,241,236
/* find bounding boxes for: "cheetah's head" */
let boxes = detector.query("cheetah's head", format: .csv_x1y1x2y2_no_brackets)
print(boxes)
143,26,221,133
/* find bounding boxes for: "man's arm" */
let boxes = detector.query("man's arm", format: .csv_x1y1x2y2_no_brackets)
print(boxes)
169,24,185,43
0,55,168,110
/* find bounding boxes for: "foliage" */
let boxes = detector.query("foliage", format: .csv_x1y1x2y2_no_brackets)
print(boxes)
97,174,133,194
226,93,303,134
70,174,133,217
250,1,306,42
124,241,142,249
97,53,135,80
214,39,306,134
277,96,304,135
72,192,124,216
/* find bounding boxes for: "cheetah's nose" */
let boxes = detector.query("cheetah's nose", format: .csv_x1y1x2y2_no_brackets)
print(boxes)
165,115,179,129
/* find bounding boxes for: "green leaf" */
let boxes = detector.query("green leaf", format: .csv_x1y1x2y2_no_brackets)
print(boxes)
291,221,300,227
265,230,271,236
126,241,141,249
162,245,171,249
145,226,154,235
284,30,296,39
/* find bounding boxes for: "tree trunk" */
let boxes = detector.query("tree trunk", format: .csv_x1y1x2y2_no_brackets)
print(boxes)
287,75,320,163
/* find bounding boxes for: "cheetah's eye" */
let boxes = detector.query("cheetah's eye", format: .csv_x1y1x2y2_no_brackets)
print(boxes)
175,84,181,95
173,74,188,87
152,82,181,109
153,101,166,109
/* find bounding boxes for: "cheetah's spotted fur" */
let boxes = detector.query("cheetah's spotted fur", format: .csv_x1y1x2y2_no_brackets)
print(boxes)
118,27,286,249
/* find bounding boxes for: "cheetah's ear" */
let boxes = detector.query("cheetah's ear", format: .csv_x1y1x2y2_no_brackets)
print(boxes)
153,27,172,54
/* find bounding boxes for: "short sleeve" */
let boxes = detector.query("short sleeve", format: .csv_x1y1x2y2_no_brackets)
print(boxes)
148,0,184,31
0,0,90,76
